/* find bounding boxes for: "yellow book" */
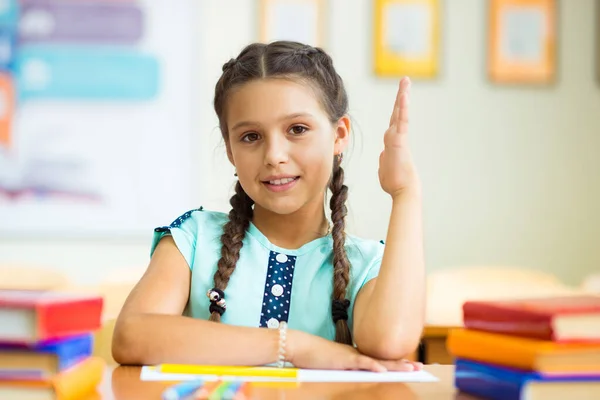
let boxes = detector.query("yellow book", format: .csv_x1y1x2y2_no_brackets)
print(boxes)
159,364,298,379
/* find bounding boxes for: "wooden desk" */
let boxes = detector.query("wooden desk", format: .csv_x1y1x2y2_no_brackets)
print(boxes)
97,365,479,399
418,326,459,365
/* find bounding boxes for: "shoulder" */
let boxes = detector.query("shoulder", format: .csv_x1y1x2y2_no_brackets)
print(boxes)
154,206,229,236
345,234,385,267
150,207,229,264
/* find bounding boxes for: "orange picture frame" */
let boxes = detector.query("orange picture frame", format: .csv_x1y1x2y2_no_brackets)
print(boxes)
488,0,556,84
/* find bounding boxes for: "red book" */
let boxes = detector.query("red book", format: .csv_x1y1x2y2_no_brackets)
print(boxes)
0,290,103,343
463,295,600,342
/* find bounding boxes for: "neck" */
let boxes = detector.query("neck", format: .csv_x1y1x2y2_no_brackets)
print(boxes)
252,198,330,250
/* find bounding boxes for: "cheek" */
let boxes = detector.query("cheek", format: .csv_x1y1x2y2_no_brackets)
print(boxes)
302,152,333,186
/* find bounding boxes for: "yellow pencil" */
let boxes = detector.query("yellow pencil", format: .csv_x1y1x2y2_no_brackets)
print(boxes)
159,364,298,379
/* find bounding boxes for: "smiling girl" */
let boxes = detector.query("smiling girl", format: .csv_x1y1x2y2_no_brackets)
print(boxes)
112,41,425,372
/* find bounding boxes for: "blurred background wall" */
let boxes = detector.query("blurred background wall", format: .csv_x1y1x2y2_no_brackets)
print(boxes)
0,0,598,286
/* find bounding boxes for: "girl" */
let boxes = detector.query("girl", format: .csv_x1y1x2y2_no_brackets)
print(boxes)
112,41,425,372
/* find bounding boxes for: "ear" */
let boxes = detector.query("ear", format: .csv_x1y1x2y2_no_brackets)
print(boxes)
333,115,351,156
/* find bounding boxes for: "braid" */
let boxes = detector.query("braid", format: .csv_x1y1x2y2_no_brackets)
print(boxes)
329,155,353,345
209,181,254,322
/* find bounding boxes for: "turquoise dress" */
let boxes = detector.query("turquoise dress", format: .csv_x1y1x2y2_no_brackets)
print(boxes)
151,207,385,341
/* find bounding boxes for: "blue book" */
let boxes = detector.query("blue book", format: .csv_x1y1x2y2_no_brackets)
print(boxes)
455,358,600,400
0,333,93,379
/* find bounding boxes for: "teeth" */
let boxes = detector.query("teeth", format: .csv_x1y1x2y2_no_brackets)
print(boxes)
269,177,295,185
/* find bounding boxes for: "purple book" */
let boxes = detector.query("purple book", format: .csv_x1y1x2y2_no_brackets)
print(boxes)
19,0,144,44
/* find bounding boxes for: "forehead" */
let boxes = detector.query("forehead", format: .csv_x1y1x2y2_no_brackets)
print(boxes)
226,79,327,123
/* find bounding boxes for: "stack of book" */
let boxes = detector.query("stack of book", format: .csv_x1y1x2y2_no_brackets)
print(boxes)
447,295,600,400
0,289,105,399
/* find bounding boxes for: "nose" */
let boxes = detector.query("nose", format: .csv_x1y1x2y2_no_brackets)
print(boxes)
263,133,289,167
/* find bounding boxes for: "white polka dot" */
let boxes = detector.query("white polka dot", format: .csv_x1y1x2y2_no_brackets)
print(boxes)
276,254,288,263
269,299,272,303
278,314,281,318
271,284,284,297
267,310,271,313
283,284,287,288
267,318,280,329
284,310,288,313
272,280,276,283
263,303,266,306
278,277,282,281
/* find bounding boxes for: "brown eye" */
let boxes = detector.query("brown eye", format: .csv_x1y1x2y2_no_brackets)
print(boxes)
242,132,259,142
289,125,307,135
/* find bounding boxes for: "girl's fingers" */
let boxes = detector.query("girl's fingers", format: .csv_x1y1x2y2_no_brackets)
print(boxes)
355,354,387,373
389,77,411,128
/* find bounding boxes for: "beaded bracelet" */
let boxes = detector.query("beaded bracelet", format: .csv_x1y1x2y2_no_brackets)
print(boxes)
276,321,288,368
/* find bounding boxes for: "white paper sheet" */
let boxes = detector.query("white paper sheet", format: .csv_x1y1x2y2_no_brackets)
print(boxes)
140,366,439,383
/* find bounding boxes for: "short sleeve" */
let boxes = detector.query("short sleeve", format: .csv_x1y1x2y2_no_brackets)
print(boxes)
360,240,385,287
150,208,201,269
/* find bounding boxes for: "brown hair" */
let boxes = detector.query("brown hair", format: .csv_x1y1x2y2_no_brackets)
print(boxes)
211,41,353,345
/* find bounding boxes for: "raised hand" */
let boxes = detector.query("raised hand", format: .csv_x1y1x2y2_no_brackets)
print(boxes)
378,77,420,199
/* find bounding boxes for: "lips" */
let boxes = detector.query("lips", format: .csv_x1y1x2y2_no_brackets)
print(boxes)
261,176,300,192
266,177,297,186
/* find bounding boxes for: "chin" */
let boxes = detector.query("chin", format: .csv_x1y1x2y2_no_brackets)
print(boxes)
255,198,304,216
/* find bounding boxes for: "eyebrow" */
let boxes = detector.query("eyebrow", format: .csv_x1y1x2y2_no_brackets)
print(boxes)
230,113,314,131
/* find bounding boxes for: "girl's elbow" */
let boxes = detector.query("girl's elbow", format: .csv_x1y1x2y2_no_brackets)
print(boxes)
111,316,145,365
356,333,421,360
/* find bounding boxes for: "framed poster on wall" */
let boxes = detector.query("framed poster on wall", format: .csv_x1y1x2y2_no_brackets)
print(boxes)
0,0,195,237
373,0,440,78
488,0,557,85
258,0,326,47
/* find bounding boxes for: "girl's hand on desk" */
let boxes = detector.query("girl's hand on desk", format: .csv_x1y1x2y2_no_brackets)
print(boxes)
287,330,423,372
378,77,421,199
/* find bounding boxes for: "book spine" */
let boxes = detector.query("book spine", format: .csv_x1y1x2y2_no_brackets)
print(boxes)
455,358,523,400
446,330,538,371
37,299,103,340
463,303,554,339
463,318,555,340
55,334,94,371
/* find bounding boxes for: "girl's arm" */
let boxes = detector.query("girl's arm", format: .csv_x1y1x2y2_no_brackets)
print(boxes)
352,77,425,360
112,236,418,371
352,191,425,360
111,236,281,366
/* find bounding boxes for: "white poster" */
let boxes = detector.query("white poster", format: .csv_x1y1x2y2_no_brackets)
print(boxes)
0,0,195,237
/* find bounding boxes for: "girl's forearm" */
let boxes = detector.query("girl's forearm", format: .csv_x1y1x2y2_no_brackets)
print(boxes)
112,313,282,366
356,190,425,358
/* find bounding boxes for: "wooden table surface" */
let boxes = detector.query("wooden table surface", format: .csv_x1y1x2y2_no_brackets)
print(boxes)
97,365,480,400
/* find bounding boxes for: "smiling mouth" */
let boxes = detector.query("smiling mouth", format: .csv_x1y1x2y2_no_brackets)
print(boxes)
261,176,300,192
263,177,299,186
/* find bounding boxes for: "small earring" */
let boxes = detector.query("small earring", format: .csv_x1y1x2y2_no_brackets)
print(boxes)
234,171,238,177
337,153,343,163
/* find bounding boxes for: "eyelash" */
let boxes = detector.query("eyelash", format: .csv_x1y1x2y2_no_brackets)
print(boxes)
240,125,309,142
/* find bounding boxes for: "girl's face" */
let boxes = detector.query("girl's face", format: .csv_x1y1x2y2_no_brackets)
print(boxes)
225,79,349,216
